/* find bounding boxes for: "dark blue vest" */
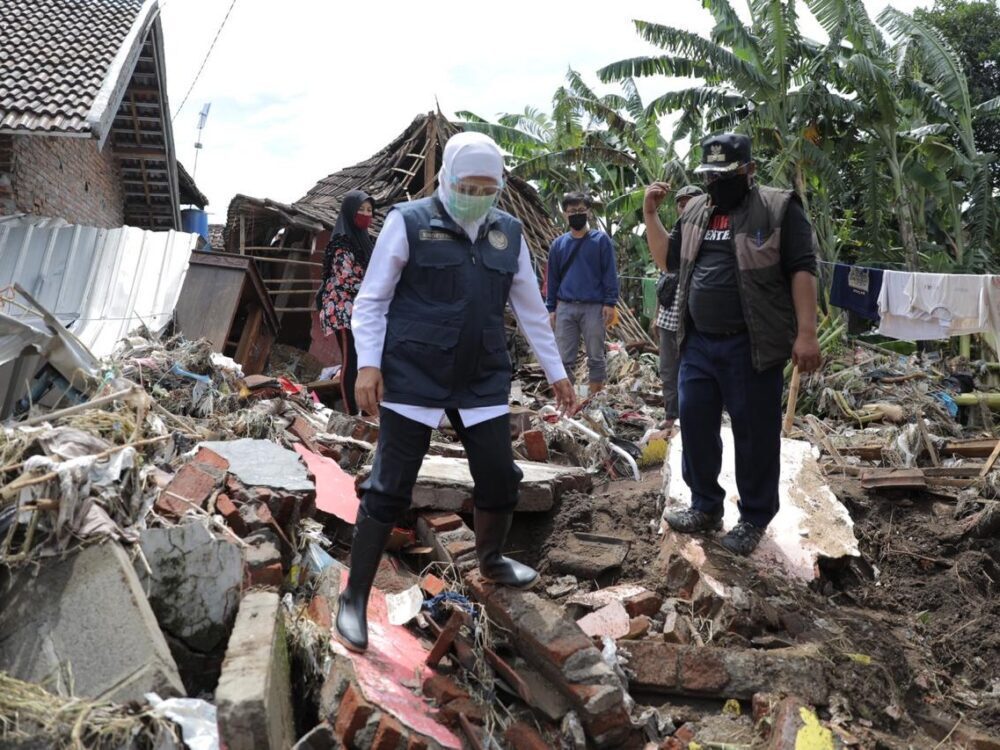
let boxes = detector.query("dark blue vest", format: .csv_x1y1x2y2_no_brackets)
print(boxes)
381,197,522,408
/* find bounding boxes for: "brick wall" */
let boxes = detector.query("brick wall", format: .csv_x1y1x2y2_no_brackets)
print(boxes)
0,134,124,227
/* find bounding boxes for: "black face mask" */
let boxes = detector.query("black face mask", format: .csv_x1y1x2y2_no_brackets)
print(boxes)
706,175,750,211
568,213,588,231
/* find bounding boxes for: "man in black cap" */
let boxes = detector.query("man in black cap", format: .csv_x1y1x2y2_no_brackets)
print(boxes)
653,134,820,555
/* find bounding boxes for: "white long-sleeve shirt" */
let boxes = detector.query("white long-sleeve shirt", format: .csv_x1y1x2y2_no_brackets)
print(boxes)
351,210,567,428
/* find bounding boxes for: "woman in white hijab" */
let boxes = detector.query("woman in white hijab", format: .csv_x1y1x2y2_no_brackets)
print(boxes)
338,131,575,653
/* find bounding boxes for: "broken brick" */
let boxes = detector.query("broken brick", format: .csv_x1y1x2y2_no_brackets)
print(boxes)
623,616,651,640
193,446,229,472
163,462,220,510
370,714,405,750
522,430,549,462
679,649,728,693
444,539,476,560
215,493,249,537
624,591,663,619
406,736,429,750
504,722,549,750
154,493,192,519
246,562,282,589
438,697,484,727
307,595,332,630
674,723,697,744
421,574,447,598
289,417,319,450
332,683,374,745
753,692,780,727
422,673,468,705
422,513,464,533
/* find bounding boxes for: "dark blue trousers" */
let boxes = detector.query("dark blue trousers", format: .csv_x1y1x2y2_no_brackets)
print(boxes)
678,331,784,528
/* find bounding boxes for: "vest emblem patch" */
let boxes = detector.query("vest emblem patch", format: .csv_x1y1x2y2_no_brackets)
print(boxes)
488,229,509,250
752,229,766,248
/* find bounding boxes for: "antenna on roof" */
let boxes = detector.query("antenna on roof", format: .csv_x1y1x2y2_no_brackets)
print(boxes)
192,102,212,181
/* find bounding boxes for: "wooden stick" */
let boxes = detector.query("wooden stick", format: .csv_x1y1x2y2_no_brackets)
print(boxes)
783,364,801,436
17,388,140,428
916,415,940,467
0,434,172,500
979,437,1000,477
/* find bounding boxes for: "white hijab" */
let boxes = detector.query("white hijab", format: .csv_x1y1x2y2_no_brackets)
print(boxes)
436,131,505,240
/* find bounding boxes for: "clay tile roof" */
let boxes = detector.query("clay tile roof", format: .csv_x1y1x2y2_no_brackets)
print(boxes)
0,0,147,134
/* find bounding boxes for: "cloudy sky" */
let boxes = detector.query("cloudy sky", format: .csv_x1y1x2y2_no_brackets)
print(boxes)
159,0,931,219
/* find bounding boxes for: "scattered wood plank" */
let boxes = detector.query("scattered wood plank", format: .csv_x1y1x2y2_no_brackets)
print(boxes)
859,468,927,490
940,439,999,458
979,437,1000,477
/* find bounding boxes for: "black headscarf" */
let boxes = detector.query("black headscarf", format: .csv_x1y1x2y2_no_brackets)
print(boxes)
333,189,375,269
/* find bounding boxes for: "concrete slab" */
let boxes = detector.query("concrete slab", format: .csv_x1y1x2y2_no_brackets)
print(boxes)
216,592,295,750
136,521,243,652
200,438,314,492
0,542,184,701
378,455,591,513
663,433,859,581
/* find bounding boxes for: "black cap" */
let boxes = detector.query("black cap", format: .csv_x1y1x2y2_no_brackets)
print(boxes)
694,133,752,174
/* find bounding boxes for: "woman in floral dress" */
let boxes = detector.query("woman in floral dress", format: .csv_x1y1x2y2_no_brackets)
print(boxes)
317,189,375,414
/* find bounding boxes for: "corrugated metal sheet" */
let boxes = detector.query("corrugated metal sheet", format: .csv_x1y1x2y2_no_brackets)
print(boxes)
0,215,198,357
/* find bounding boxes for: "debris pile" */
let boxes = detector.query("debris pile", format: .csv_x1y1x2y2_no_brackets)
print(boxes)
1,322,998,749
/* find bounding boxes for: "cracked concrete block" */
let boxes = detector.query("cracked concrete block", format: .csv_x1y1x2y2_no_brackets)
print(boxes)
216,591,295,750
200,438,314,492
136,521,243,653
0,542,184,701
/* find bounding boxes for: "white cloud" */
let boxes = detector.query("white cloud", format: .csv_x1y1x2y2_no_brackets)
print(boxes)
159,0,931,217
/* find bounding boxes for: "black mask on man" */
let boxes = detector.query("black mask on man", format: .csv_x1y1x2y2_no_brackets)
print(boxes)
568,213,588,231
706,175,750,211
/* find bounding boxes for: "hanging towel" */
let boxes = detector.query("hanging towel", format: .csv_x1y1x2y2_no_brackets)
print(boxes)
829,263,883,320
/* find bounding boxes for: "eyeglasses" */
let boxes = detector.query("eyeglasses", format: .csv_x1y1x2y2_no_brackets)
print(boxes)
452,180,503,197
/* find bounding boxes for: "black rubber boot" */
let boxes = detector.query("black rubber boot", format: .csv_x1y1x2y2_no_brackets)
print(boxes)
335,509,394,652
474,508,538,588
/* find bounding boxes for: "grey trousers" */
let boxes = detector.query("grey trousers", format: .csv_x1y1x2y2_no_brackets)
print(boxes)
659,326,680,420
555,301,607,384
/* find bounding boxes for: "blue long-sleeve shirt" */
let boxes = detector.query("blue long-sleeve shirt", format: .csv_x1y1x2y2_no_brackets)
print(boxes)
545,229,619,311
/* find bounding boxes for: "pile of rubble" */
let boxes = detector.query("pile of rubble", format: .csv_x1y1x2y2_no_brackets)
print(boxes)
1,325,999,749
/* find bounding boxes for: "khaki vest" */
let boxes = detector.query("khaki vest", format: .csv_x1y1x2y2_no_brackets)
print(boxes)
676,185,802,371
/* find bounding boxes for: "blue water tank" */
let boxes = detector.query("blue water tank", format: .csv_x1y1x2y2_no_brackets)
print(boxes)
181,208,210,245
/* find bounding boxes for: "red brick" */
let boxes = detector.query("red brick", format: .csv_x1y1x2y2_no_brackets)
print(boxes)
290,417,319,450
438,697,484,727
444,539,476,559
370,714,405,750
659,739,684,750
406,736,429,750
580,704,634,744
246,561,283,589
215,493,249,537
332,684,374,744
154,494,192,519
536,633,593,666
164,462,220,508
351,418,380,443
674,723,697,743
307,595,332,630
193,446,229,472
422,673,468,705
421,574,447,598
753,692,780,726
679,650,728,692
522,430,549,462
504,722,549,750
623,616,652,640
624,591,663,618
422,513,464,533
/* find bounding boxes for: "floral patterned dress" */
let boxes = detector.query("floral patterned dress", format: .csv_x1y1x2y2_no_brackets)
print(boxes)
319,234,366,335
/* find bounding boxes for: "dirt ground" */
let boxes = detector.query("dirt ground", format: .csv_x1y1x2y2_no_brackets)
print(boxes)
508,469,1000,748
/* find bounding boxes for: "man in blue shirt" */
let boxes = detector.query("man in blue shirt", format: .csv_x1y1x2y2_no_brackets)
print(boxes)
546,192,619,395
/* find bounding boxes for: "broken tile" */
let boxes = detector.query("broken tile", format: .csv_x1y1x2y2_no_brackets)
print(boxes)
294,443,358,523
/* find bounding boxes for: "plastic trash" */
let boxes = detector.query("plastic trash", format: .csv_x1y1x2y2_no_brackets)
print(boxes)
146,693,218,750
